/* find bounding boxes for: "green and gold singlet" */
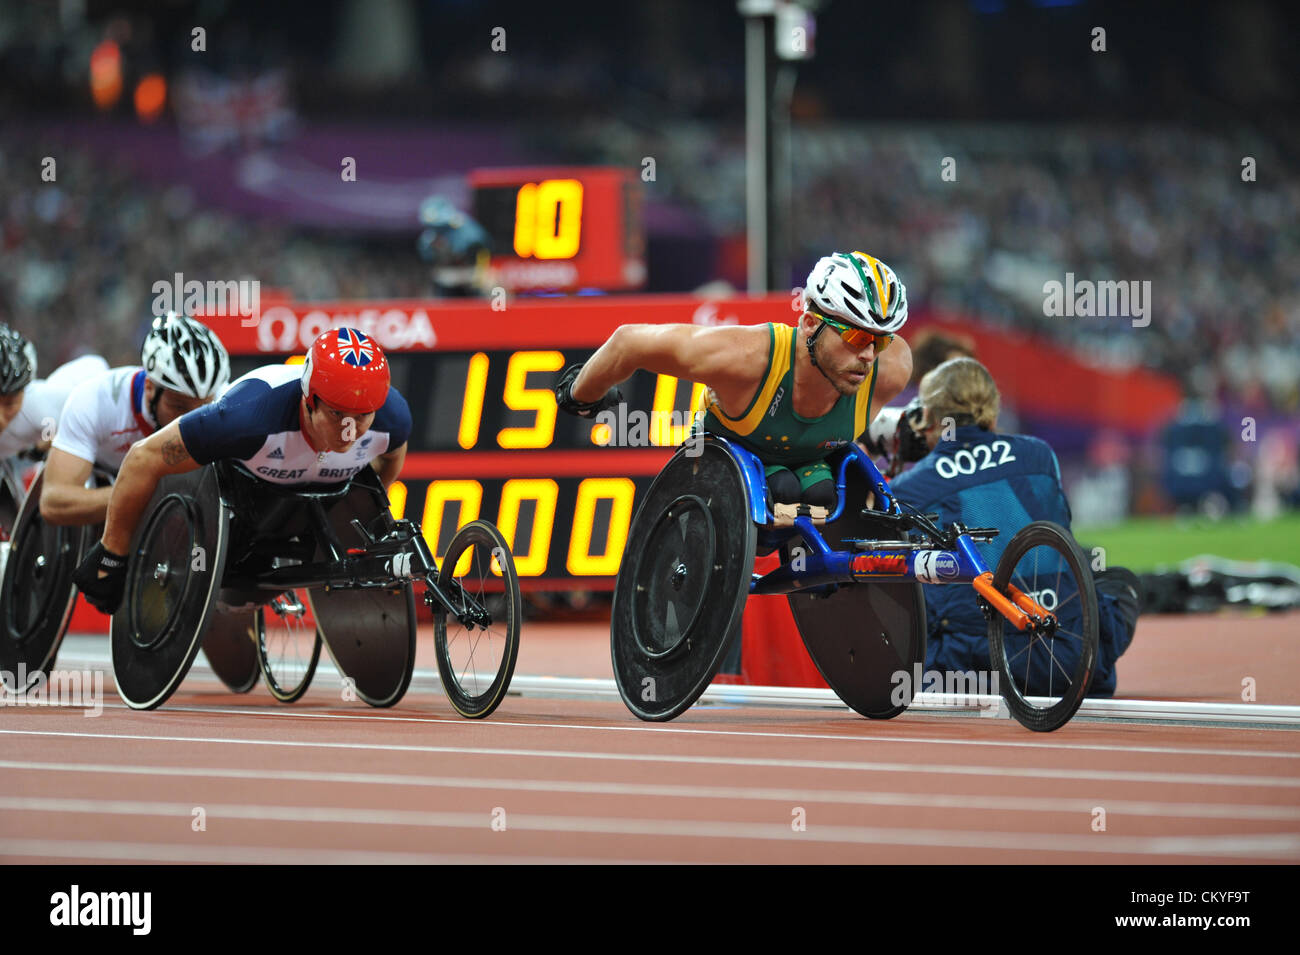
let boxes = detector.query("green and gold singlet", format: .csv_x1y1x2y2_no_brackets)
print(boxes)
698,323,878,494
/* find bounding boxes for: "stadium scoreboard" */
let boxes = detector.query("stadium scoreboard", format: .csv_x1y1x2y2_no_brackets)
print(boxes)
214,296,790,589
469,166,645,292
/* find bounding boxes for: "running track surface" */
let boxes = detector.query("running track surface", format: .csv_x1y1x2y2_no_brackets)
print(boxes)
2,612,1298,864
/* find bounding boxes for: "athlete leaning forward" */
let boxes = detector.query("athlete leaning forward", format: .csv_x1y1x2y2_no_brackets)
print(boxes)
556,251,913,511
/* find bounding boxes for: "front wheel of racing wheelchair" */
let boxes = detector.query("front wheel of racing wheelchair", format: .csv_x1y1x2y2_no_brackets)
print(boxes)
984,520,1098,732
611,436,926,722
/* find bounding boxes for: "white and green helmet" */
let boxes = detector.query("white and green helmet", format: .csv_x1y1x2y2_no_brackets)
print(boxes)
803,251,908,334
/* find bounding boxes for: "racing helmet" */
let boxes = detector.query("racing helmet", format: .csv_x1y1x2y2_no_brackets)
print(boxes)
142,313,231,399
300,327,390,415
803,251,908,334
0,324,37,395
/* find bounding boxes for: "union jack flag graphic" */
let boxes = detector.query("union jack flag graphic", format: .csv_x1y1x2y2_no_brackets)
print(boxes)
337,328,375,366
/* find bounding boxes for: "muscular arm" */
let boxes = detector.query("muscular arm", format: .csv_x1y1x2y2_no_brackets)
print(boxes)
100,421,203,554
572,323,771,418
371,442,406,489
40,449,115,526
872,335,913,413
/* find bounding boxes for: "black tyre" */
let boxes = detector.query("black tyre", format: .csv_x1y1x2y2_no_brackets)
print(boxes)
433,520,521,718
111,467,229,710
0,470,82,692
987,521,1099,732
611,439,756,721
256,590,322,703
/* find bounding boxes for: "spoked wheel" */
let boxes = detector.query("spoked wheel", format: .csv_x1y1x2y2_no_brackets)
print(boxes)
433,520,521,719
986,521,1099,732
256,589,322,703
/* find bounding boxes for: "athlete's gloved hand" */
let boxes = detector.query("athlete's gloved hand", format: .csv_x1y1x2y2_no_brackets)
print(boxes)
555,364,623,419
863,407,904,459
897,396,929,464
73,541,129,614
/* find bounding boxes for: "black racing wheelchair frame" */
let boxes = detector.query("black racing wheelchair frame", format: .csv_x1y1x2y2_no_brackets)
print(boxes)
112,460,520,717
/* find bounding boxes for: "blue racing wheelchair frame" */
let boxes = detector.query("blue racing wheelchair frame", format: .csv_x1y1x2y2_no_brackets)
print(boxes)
611,434,1099,732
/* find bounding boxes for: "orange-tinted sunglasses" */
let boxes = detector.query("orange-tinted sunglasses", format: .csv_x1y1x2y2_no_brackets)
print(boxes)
812,313,893,352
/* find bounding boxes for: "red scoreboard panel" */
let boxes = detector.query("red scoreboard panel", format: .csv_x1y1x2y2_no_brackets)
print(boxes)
469,166,645,292
207,295,792,590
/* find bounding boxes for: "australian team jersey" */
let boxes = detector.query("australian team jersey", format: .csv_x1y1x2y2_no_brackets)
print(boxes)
698,323,879,468
51,365,159,473
178,364,411,485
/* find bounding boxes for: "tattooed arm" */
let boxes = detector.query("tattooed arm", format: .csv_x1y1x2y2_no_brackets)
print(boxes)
99,420,202,554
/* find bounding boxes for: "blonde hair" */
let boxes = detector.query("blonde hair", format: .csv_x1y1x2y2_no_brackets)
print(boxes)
918,357,999,431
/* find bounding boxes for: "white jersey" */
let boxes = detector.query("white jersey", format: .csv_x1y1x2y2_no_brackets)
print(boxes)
51,366,159,473
0,355,110,460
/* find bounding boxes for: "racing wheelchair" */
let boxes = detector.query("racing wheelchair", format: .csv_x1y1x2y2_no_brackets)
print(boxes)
7,459,520,716
1,463,275,696
612,435,1100,732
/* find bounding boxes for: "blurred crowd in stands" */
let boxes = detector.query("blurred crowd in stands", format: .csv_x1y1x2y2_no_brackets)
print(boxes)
0,141,424,367
4,116,1298,428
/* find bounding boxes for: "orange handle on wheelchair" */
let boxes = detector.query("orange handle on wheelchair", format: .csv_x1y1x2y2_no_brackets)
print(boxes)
971,572,1031,630
972,572,1057,631
1003,580,1057,624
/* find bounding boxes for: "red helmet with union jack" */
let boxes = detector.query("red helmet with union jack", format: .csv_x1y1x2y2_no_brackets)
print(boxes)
300,327,390,415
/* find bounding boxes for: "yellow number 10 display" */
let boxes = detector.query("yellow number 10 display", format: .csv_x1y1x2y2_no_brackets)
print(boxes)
513,179,583,259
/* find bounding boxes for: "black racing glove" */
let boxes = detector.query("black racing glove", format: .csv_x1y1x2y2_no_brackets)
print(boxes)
555,363,623,419
73,541,130,614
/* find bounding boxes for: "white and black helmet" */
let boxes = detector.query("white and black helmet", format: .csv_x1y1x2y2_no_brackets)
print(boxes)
0,323,37,395
803,251,908,334
141,313,231,399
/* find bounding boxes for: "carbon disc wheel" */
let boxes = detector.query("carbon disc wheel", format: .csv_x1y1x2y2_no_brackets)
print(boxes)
0,470,82,692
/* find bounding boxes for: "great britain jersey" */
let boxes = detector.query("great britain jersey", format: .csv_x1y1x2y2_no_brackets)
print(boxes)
178,364,412,485
698,322,879,467
51,365,159,473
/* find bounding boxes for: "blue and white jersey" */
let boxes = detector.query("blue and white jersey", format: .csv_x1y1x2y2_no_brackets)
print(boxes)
178,364,411,485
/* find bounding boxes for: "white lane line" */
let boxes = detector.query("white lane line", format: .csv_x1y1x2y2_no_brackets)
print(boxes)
2,729,1298,787
65,701,1300,760
0,838,649,865
2,797,1297,859
3,759,1298,821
